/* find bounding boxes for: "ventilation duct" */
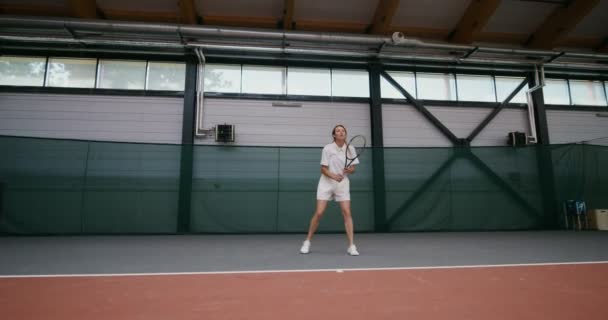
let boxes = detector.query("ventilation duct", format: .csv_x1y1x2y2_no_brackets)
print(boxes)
2,16,608,72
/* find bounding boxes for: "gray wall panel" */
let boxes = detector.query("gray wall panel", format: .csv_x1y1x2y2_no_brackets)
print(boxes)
466,108,531,147
547,110,608,145
382,103,530,147
382,104,452,147
0,93,183,144
196,98,371,146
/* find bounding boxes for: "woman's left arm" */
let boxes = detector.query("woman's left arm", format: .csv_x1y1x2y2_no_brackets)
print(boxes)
344,165,356,175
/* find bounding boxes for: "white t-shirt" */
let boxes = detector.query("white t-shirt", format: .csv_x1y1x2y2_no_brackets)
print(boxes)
320,142,360,176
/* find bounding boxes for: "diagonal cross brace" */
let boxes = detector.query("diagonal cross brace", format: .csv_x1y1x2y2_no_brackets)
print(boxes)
385,152,459,229
464,150,542,221
467,77,529,143
380,70,463,146
386,148,542,229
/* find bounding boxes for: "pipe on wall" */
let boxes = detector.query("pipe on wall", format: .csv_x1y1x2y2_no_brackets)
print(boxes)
2,16,608,72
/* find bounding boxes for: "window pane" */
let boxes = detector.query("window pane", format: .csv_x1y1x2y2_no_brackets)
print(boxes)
417,73,456,100
569,80,607,106
543,79,570,105
381,71,416,99
331,69,369,98
457,74,496,102
47,57,96,88
204,64,241,93
495,76,528,104
287,67,330,96
0,56,46,86
147,62,185,91
97,60,146,89
242,65,285,95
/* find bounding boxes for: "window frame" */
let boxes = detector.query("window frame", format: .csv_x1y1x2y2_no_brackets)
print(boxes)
45,57,98,89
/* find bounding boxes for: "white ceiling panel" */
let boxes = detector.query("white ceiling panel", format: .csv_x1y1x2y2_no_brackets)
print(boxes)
197,0,283,18
392,0,471,29
569,0,608,38
294,0,377,23
97,0,179,12
484,0,557,34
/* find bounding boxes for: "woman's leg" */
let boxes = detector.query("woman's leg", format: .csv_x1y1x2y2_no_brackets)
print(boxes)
305,200,328,240
339,200,354,246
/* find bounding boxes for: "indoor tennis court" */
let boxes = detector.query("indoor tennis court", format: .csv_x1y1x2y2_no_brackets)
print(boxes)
2,0,608,319
2,232,608,319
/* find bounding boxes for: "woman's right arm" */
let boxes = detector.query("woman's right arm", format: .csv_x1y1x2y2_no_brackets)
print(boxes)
321,165,343,182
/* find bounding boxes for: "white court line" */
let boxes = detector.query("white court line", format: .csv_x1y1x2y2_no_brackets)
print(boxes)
1,260,608,279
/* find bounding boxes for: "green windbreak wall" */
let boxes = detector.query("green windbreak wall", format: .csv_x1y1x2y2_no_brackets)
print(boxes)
384,147,544,231
190,146,375,233
0,135,606,235
551,143,608,221
0,137,180,234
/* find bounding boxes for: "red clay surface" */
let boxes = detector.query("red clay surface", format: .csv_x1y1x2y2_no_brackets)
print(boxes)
1,263,607,320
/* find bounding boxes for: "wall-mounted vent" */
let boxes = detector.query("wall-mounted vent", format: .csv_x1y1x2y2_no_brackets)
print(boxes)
215,124,235,142
507,131,527,146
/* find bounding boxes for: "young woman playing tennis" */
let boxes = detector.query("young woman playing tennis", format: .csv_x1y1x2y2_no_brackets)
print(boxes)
300,124,360,256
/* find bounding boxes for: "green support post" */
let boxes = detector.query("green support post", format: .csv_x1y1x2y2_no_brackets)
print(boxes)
369,62,387,232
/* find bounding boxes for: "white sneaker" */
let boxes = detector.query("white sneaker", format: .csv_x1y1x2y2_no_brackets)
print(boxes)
347,244,359,256
300,240,311,254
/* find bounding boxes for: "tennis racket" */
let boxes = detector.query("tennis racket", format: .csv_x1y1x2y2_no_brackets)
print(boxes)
344,135,366,168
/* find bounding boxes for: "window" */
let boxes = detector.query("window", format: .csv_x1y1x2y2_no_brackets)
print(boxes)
97,60,146,90
46,58,96,88
0,56,46,86
7,55,607,107
543,79,570,105
146,62,185,91
569,80,607,106
456,74,496,102
287,67,330,96
242,65,286,95
495,77,528,104
331,69,369,98
204,64,241,93
416,73,456,100
381,71,416,99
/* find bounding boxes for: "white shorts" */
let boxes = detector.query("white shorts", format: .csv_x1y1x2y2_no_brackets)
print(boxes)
316,175,351,202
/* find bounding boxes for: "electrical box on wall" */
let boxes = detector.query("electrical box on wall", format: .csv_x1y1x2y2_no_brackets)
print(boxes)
507,131,527,146
215,124,235,142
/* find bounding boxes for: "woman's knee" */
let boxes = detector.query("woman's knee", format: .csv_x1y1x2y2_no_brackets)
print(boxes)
341,209,352,218
313,210,325,219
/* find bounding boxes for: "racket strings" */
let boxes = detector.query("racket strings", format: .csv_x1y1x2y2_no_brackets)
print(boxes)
344,135,366,167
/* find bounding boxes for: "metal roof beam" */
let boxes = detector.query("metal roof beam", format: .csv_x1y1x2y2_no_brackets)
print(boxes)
178,0,198,25
369,0,400,35
283,0,294,30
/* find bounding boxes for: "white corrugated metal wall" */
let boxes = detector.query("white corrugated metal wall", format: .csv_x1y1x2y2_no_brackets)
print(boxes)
0,90,606,148
195,98,370,146
382,104,531,147
547,110,608,145
0,93,183,144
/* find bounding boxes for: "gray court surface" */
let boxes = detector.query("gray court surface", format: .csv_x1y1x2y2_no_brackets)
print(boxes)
1,231,608,276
